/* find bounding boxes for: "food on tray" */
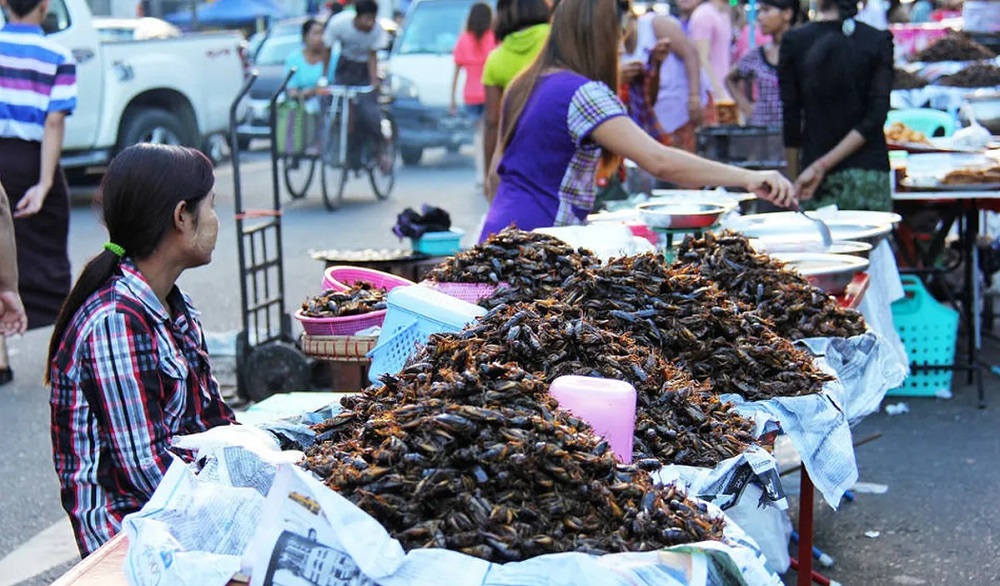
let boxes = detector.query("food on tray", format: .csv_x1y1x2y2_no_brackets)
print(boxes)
560,253,833,400
676,231,869,340
715,100,740,125
886,121,930,145
300,282,387,317
941,164,1000,184
914,33,995,63
938,63,1000,88
426,227,600,308
893,68,929,90
305,361,727,562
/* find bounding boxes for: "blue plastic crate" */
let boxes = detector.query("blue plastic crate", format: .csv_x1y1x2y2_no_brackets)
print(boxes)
412,229,464,256
887,276,959,397
367,285,485,383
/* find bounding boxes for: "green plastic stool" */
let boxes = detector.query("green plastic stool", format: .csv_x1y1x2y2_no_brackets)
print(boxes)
886,108,956,138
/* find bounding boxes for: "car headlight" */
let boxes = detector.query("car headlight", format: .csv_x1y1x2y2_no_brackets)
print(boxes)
389,74,419,100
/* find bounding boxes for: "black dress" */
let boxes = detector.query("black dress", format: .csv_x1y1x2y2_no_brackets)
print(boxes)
0,137,71,329
778,20,894,174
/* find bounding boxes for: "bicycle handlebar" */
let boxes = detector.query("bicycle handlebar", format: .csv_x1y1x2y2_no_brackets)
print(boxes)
316,84,376,97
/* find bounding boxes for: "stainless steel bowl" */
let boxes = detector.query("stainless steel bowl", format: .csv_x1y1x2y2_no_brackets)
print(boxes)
636,201,729,229
650,189,757,215
770,252,870,295
751,239,873,258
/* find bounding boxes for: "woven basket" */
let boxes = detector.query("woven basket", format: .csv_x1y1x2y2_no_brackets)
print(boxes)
321,265,415,293
295,308,388,336
300,333,378,362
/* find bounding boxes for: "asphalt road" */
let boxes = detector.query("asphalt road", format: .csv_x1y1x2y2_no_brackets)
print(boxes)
1,145,998,586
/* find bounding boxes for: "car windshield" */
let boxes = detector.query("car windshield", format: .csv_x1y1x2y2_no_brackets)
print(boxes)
395,0,471,55
255,35,304,66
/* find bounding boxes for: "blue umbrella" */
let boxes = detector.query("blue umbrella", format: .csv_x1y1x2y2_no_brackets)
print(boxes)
165,0,288,28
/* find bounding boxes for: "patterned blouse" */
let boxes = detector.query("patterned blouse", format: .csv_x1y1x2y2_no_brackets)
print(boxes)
733,46,783,128
50,258,236,556
480,71,627,241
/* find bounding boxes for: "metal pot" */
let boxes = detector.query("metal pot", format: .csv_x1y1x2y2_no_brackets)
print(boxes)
961,90,1000,134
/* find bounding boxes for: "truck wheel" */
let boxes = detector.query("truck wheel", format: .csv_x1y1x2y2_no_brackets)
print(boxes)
400,146,423,166
119,108,191,150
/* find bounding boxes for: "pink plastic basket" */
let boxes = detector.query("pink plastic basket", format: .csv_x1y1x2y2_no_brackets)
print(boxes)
420,281,506,304
295,308,388,336
321,266,415,293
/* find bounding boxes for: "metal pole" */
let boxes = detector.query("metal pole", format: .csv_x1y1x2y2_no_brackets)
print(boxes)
229,71,258,339
269,69,296,337
189,0,199,30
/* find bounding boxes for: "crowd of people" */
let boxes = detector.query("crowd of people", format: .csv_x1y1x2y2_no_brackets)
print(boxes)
455,0,895,240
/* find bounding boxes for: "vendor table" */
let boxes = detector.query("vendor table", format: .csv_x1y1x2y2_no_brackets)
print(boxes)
892,188,1000,407
50,533,244,586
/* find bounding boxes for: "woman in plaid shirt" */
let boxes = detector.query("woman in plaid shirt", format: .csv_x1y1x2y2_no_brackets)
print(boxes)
47,144,237,557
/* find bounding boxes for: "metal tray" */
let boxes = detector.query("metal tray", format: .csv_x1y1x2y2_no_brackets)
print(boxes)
737,210,901,226
769,252,870,295
732,214,893,247
751,239,873,258
636,201,729,229
899,178,1000,192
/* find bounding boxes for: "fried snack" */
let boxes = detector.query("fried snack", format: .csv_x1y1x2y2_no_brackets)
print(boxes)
942,166,1000,185
886,122,930,145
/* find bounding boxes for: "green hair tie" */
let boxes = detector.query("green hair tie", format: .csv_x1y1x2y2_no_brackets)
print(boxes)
104,242,125,258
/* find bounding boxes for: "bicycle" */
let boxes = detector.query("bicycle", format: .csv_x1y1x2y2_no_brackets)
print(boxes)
279,84,397,211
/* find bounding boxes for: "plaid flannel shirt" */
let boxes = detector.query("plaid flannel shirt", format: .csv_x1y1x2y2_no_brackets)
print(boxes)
50,258,236,557
555,81,628,227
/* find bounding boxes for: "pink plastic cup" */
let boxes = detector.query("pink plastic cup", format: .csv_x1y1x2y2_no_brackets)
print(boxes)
549,375,637,464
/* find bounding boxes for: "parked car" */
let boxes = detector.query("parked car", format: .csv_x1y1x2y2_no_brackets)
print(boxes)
0,0,248,171
386,0,481,166
235,15,398,150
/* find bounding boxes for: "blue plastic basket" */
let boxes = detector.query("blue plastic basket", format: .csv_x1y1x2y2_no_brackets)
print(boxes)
367,286,485,383
887,276,959,397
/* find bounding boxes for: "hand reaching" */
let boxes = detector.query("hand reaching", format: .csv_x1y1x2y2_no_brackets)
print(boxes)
0,290,27,335
14,183,48,218
747,170,796,208
794,164,825,202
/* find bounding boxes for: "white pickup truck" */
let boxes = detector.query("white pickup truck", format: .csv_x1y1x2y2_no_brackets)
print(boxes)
0,0,248,171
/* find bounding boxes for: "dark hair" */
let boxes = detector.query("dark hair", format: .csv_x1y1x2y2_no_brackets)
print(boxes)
803,0,860,99
328,2,345,16
467,2,493,40
494,0,551,42
355,0,378,16
6,0,44,17
45,145,214,382
301,18,320,38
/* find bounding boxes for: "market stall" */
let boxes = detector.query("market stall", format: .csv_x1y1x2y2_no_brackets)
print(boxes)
50,211,908,585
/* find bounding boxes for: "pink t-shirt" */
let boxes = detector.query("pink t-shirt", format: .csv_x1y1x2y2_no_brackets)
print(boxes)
687,2,733,99
453,30,497,106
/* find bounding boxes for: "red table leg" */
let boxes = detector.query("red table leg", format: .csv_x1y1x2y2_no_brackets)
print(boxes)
797,469,815,586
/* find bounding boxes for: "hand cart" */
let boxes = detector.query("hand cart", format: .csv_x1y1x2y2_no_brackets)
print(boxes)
228,70,311,402
278,83,397,211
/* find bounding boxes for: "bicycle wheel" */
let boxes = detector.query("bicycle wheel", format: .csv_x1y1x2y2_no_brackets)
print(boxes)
282,155,315,200
320,158,348,211
368,118,397,200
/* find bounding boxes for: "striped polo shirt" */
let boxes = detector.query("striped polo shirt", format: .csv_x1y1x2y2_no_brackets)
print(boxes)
0,23,77,142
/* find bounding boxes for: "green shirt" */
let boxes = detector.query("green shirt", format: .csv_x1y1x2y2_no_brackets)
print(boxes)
481,23,550,90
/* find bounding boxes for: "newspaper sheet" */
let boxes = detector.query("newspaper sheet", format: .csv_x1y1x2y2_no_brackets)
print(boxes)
245,464,783,586
652,445,786,511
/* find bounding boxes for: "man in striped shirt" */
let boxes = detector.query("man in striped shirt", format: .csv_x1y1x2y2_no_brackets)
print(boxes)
0,0,77,383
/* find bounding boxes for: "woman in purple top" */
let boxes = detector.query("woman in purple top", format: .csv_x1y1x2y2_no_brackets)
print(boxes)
480,0,796,242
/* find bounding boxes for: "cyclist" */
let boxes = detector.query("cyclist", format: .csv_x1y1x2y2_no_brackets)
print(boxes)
323,0,392,173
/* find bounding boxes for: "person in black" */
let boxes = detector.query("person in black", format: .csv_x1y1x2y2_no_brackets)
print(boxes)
778,0,894,211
